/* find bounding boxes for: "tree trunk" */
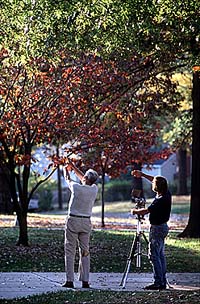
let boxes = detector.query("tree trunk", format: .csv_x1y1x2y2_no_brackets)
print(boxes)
9,168,30,246
57,166,63,210
16,210,29,246
0,166,13,214
178,67,200,238
176,147,188,195
57,146,63,210
101,171,105,227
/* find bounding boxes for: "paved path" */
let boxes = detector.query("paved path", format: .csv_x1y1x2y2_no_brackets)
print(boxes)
0,272,200,299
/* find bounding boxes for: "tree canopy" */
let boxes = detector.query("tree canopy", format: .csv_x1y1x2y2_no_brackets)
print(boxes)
0,47,180,244
1,0,199,65
1,0,200,241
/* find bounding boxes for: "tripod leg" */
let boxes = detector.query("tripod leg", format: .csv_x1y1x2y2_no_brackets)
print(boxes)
120,235,138,288
142,232,149,245
136,233,141,268
120,261,131,288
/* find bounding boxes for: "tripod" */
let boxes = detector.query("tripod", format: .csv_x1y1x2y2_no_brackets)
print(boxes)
120,215,149,289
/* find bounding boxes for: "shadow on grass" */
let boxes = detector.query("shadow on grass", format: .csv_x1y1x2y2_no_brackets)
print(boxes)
0,228,199,273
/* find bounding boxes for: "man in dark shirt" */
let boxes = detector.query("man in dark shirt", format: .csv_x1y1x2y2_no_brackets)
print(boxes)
131,170,171,290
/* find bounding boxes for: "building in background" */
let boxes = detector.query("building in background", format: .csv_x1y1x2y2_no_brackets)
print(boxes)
143,153,177,183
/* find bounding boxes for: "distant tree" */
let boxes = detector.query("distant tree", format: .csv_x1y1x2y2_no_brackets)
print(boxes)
163,72,192,195
176,147,188,195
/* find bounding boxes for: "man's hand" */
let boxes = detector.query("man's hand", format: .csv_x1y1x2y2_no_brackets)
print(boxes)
131,207,149,216
65,164,72,171
131,208,138,215
131,170,143,178
64,167,71,180
65,158,84,181
65,158,74,171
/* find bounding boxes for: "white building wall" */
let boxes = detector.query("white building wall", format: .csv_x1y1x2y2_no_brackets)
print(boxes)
142,153,177,183
141,154,177,198
160,154,177,182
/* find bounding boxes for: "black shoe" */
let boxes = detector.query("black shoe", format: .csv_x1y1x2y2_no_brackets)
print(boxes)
62,281,74,288
144,283,161,290
82,281,90,288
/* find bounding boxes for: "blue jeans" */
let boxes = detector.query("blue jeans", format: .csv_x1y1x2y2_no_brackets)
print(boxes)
149,223,169,286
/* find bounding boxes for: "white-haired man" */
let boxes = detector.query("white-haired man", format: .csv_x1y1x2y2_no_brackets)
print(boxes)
62,160,99,289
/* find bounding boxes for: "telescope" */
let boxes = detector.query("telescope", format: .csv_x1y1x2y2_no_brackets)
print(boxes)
131,189,146,219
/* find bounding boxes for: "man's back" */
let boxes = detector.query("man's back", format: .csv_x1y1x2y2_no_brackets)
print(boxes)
68,182,98,216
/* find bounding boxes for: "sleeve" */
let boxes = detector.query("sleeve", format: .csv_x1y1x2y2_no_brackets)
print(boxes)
66,180,75,191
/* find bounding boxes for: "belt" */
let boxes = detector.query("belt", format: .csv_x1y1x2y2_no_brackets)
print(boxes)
69,214,90,219
151,222,167,226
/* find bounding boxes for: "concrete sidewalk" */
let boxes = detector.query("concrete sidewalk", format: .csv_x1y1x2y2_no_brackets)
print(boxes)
0,272,200,299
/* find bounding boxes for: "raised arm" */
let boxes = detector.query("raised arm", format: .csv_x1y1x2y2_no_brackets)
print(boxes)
66,159,84,181
64,166,71,181
131,170,154,182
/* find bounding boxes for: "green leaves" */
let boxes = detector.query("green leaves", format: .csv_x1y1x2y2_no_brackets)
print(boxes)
1,0,200,66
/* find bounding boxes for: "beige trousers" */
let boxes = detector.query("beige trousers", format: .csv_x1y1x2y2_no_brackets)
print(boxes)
64,216,92,282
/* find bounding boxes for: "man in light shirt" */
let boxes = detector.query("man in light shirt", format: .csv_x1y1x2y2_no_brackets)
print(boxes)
62,159,99,289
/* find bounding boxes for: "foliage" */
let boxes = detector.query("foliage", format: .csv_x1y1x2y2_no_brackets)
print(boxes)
1,0,200,65
1,0,199,243
0,45,180,244
163,72,193,150
0,48,178,201
0,50,80,244
37,189,52,211
63,51,179,174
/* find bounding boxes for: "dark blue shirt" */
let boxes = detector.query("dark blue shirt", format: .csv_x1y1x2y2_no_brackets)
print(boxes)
148,191,171,225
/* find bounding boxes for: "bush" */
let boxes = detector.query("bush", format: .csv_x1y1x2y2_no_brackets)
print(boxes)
34,179,57,211
104,180,132,202
38,189,53,211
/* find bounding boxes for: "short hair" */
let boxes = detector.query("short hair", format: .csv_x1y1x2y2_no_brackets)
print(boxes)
85,169,99,184
153,176,168,194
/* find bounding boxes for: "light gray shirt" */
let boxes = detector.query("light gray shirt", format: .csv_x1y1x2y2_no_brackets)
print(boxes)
67,181,98,217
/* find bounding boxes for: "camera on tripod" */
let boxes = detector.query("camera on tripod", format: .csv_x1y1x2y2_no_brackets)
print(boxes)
133,197,146,209
131,189,146,219
131,189,146,208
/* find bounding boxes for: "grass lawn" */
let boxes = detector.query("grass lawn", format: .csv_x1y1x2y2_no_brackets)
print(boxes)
0,228,199,273
0,289,200,304
93,195,190,215
0,228,199,304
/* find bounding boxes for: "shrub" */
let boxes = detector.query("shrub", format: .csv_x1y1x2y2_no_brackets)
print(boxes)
104,180,132,202
38,189,53,211
33,179,57,211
